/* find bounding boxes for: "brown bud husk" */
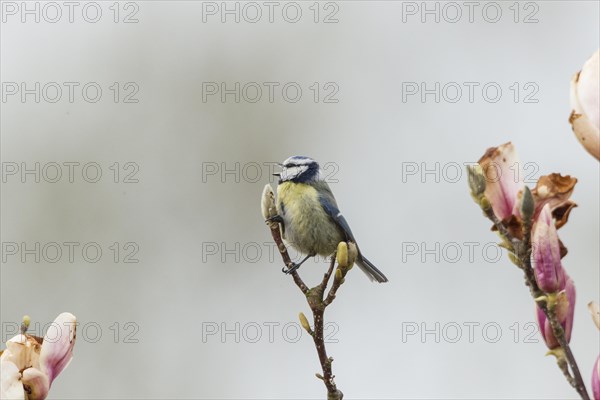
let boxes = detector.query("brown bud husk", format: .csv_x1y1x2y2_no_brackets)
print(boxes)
532,174,578,229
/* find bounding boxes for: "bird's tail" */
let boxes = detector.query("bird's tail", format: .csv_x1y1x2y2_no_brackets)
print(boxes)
356,254,388,283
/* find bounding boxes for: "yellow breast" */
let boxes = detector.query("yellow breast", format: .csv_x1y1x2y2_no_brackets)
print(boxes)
276,181,342,256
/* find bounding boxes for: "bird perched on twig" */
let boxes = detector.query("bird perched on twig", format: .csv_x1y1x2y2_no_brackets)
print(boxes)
268,156,388,283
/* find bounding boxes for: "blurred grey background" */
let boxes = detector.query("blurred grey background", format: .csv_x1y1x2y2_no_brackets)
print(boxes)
1,1,599,398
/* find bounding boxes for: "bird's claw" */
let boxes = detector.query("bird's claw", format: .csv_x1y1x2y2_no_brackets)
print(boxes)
266,215,283,224
282,263,300,274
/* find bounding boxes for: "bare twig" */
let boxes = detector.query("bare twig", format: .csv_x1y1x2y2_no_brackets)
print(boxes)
320,256,336,291
324,268,344,307
265,219,308,294
309,287,342,400
265,219,344,399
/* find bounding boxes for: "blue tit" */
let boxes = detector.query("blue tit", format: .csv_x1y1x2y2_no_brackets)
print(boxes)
271,156,388,283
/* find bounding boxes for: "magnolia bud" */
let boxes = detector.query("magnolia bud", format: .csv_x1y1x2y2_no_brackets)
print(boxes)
536,278,576,349
298,312,311,334
467,165,486,199
336,242,348,268
261,184,277,220
477,143,522,219
592,355,600,400
520,186,535,222
532,204,565,293
570,49,599,161
347,242,358,268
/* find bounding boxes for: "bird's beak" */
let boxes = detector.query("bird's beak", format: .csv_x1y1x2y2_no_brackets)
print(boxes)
273,162,283,176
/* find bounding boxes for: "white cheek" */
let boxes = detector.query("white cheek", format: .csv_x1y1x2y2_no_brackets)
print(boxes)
281,166,304,181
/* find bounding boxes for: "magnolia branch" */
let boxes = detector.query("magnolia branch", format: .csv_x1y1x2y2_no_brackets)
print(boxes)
482,203,589,400
262,184,351,400
265,216,348,399
265,218,308,294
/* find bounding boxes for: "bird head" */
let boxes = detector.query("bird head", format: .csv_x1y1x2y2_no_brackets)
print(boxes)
274,156,320,183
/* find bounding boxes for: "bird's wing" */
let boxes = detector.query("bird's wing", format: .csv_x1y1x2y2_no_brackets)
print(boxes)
316,182,356,242
316,182,389,283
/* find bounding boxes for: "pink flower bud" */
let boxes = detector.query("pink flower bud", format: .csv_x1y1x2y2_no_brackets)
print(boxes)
592,355,600,400
532,204,565,293
477,142,523,220
40,312,76,385
0,313,76,400
570,49,599,161
536,277,576,349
